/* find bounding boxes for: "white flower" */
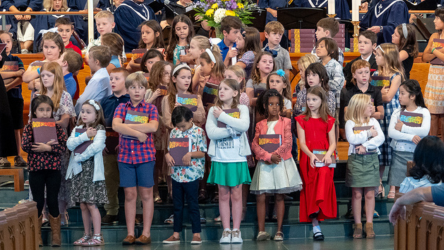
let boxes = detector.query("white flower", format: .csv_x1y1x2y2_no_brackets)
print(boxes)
214,8,227,24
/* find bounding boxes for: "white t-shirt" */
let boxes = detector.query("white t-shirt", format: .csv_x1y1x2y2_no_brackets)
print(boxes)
212,137,247,163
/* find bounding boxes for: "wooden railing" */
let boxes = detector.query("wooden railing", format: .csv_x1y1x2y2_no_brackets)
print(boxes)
0,201,39,250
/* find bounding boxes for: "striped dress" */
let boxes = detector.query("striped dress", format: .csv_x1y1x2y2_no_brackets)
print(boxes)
424,63,444,114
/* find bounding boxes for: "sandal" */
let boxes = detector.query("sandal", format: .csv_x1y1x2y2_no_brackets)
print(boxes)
214,215,221,222
81,234,105,246
73,233,91,246
376,182,385,198
61,212,69,226
353,223,363,239
154,195,163,204
274,231,284,241
164,214,174,224
256,231,270,241
387,191,395,199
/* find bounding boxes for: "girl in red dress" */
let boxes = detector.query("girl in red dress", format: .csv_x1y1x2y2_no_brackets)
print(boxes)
295,86,337,241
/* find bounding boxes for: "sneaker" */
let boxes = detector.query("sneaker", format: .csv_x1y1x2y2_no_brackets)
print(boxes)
0,157,11,167
163,235,180,244
231,230,243,244
219,229,231,244
21,49,29,54
191,235,202,245
14,156,26,167
101,214,118,225
256,231,270,241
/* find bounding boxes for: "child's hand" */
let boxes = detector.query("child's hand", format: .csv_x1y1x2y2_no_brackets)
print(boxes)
137,132,148,143
165,153,175,167
152,89,162,99
412,135,421,144
309,153,320,168
270,153,281,164
86,127,97,138
175,102,182,108
180,54,192,63
213,107,223,119
395,119,404,131
370,126,378,137
355,145,366,155
47,139,58,146
226,48,238,59
182,152,192,166
381,86,389,95
32,143,51,152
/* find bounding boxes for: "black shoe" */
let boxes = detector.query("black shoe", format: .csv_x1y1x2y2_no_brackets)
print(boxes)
101,214,118,225
313,232,324,241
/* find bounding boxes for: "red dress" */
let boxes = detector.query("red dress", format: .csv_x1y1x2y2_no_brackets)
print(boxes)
295,115,337,223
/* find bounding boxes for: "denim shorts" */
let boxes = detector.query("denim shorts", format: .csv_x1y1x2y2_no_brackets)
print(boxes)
118,161,154,188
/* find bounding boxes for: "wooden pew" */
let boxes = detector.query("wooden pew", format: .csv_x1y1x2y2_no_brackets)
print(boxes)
420,204,436,250
395,192,407,250
430,207,444,250
3,207,20,250
0,212,12,250
14,205,27,250
21,201,38,250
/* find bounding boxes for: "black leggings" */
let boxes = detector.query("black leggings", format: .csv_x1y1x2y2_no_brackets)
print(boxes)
29,170,61,218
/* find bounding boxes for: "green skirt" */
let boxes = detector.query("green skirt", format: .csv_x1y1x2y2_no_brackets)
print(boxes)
346,153,380,188
207,161,251,187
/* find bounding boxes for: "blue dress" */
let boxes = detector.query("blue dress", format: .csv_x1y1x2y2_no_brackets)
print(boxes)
360,0,409,44
298,0,351,20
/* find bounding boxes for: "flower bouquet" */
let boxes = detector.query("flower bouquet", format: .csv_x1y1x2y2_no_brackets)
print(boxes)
193,0,259,38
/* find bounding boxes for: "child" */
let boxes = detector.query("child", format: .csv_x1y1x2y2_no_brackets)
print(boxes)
113,73,159,245
344,94,385,239
218,16,242,62
313,18,344,65
140,49,165,76
23,32,65,83
399,136,444,193
21,95,67,247
423,8,444,142
373,43,404,199
163,106,207,244
197,45,225,99
250,89,302,241
55,17,82,55
295,54,318,96
166,14,194,65
100,68,130,225
344,60,384,120
262,21,292,80
266,70,292,117
101,32,125,72
189,35,212,94
388,80,431,195
66,100,107,246
229,27,261,79
0,31,26,167
57,48,83,99
343,30,378,90
206,78,251,244
392,24,419,79
127,20,165,72
295,86,337,241
246,51,276,108
75,46,112,114
114,0,155,52
225,65,250,107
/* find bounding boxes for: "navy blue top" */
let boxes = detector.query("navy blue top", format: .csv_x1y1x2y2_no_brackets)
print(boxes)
298,0,351,20
67,0,87,10
3,0,43,11
4,54,24,99
100,93,131,127
432,185,444,207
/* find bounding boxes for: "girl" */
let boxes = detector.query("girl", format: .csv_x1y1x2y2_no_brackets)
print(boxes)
399,136,444,193
345,94,385,239
140,49,165,76
224,65,250,107
166,14,194,65
225,27,261,79
198,45,225,102
266,69,292,117
391,24,419,79
206,79,251,244
66,100,107,246
423,8,444,142
145,61,173,204
251,89,302,241
163,106,207,245
373,43,404,199
388,80,431,196
23,32,65,83
128,20,165,72
22,95,67,247
296,54,318,96
101,32,125,73
295,86,337,241
38,62,76,226
188,35,212,94
246,51,276,108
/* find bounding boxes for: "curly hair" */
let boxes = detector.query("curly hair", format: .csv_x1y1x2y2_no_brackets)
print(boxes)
256,89,284,117
409,136,444,183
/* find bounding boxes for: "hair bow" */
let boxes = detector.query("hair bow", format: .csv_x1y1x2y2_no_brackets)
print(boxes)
264,46,278,58
88,100,100,111
276,69,286,78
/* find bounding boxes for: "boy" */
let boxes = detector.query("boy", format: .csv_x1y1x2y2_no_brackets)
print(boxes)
55,17,82,55
75,46,112,114
262,21,292,80
312,18,344,66
112,72,159,245
57,48,83,99
343,30,378,90
114,0,155,52
218,16,242,62
0,31,26,167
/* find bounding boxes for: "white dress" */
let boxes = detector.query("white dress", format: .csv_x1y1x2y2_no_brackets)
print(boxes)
250,120,303,194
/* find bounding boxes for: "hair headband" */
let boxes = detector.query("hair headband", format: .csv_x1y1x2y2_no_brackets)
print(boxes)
402,23,408,39
205,48,216,63
172,63,191,75
87,100,100,111
376,45,385,54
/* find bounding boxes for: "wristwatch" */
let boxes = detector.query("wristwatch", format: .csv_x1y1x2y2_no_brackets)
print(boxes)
380,26,383,32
